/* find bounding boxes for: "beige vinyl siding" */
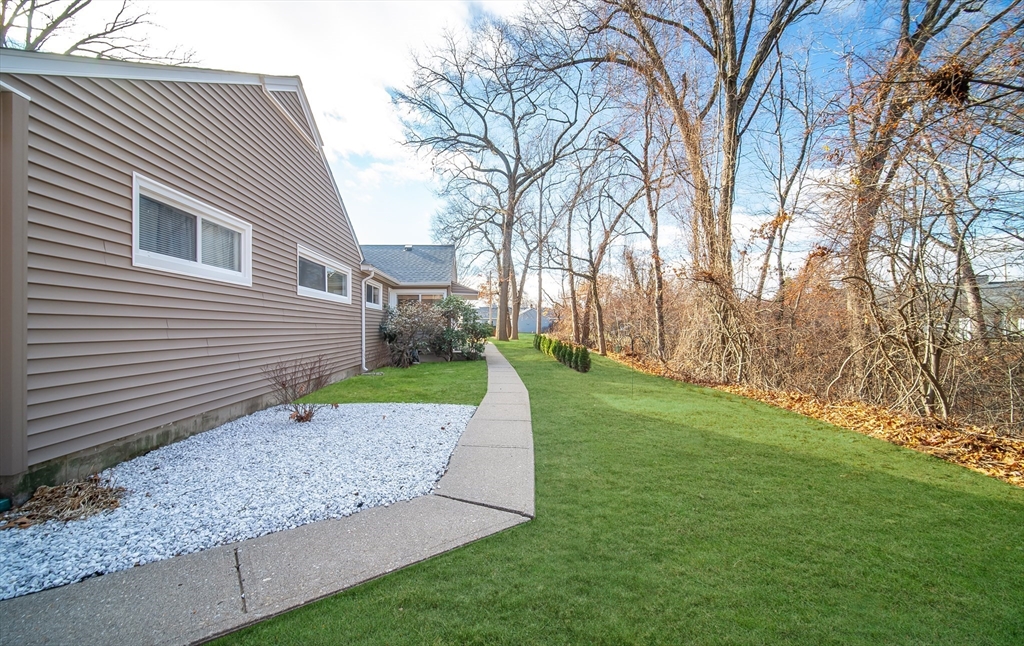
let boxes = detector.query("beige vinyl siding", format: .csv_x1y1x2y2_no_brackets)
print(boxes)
270,90,315,141
2,72,370,466
364,283,391,369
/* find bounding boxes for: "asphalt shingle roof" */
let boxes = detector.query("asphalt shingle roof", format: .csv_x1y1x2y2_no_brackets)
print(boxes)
360,245,456,284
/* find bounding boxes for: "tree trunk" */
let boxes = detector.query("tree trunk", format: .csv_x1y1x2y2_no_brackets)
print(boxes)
645,192,666,360
497,203,515,341
566,209,581,343
930,155,988,343
843,1,957,387
753,222,778,303
591,279,606,355
579,292,592,347
509,263,520,340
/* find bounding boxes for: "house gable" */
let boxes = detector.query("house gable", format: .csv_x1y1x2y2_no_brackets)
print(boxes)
0,49,371,477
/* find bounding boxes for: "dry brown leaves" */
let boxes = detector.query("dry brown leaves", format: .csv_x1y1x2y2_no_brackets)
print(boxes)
0,475,126,530
608,351,1024,488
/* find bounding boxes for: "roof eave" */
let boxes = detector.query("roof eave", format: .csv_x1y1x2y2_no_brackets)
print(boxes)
0,48,282,86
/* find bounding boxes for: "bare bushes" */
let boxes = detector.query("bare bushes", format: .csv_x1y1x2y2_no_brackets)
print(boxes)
568,246,1023,437
260,354,336,422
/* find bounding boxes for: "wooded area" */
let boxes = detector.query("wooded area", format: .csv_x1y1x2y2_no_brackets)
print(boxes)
399,0,1024,435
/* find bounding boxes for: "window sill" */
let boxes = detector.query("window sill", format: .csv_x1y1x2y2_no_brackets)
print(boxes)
298,285,351,304
133,250,252,286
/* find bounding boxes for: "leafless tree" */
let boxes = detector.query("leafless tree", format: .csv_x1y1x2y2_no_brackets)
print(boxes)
1,0,194,64
838,0,1022,386
543,0,823,377
396,18,599,341
604,83,679,359
748,46,824,306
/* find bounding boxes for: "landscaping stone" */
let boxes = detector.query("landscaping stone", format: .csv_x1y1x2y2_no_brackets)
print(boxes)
0,403,475,601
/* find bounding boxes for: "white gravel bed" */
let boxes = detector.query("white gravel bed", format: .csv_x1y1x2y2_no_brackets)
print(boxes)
0,403,475,601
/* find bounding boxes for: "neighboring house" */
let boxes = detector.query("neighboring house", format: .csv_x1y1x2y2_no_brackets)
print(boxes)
360,244,478,306
0,49,392,498
477,306,553,334
966,277,1024,338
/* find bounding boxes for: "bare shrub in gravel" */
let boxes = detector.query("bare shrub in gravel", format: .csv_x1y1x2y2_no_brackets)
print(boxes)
261,354,336,422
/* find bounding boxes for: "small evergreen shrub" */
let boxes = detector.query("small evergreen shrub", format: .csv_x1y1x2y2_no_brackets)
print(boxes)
578,346,591,372
533,334,592,374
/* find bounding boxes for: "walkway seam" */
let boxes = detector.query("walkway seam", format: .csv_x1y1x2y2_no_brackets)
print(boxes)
233,548,247,614
434,493,535,519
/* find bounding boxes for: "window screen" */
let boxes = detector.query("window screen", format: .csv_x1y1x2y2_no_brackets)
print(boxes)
327,268,347,296
201,220,241,271
139,196,196,261
299,257,326,291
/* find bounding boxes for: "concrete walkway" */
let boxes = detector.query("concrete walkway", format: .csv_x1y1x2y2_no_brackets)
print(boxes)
0,344,533,646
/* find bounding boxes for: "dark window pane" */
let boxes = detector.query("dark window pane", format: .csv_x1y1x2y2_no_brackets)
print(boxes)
139,196,196,261
201,220,241,271
299,257,326,291
365,284,380,304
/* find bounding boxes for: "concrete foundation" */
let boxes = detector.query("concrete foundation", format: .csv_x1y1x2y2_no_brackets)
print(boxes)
0,364,361,502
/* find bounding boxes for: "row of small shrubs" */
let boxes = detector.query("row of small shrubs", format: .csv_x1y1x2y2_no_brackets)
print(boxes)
534,334,591,373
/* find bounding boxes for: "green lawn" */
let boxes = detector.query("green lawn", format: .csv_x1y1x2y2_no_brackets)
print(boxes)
220,338,1024,645
302,359,487,406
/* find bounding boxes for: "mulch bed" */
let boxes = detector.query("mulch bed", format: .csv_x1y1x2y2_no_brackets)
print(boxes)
607,351,1024,488
1,475,125,530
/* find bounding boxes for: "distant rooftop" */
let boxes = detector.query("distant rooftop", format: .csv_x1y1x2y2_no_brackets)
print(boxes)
360,244,456,284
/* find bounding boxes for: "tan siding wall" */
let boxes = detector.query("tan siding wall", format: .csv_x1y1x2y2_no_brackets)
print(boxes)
364,283,391,368
270,90,315,141
2,72,373,466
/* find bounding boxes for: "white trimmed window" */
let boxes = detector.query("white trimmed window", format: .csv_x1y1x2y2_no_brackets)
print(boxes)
132,173,252,286
365,281,382,309
297,245,351,304
389,289,448,308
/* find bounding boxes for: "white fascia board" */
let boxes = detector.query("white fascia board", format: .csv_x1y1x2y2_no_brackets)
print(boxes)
0,49,264,86
390,282,453,288
264,78,324,149
262,77,302,92
0,81,32,101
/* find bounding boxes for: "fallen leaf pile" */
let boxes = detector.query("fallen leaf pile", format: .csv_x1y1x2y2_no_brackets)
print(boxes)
607,351,1024,488
0,475,126,530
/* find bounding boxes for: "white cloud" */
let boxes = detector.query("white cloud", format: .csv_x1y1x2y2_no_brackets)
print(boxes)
61,1,525,244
